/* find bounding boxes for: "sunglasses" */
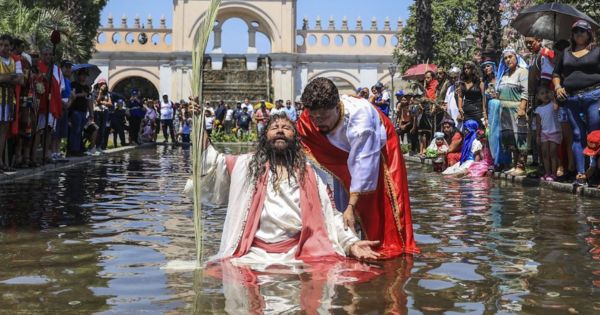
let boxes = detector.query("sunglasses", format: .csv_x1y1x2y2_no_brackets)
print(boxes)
573,28,588,34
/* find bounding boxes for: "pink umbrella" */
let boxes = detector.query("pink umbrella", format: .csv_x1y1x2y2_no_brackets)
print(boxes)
402,64,438,81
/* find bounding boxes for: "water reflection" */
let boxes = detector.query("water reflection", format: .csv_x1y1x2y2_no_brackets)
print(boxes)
0,147,598,313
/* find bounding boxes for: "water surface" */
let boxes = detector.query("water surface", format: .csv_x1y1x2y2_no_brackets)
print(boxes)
0,145,599,314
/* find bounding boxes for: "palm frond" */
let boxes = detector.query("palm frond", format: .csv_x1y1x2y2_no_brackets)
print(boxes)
191,0,222,265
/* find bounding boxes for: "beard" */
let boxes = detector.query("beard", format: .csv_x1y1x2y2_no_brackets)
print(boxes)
265,135,297,160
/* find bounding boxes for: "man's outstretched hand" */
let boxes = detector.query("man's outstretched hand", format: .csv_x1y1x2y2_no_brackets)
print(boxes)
349,240,381,260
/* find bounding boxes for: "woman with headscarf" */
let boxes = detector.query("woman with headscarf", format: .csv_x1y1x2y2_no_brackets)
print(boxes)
442,119,483,176
496,47,529,176
553,20,600,185
482,60,511,171
442,118,462,166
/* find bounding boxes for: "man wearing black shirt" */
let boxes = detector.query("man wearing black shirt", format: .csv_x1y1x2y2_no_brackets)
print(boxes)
236,107,251,134
68,70,93,155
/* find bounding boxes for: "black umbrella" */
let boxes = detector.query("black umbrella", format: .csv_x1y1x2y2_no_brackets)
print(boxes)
511,3,599,41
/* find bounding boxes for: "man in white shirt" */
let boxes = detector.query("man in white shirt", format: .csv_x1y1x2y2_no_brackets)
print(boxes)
160,93,177,143
241,97,253,118
284,99,297,122
223,104,234,133
297,77,419,258
269,99,286,116
443,66,461,129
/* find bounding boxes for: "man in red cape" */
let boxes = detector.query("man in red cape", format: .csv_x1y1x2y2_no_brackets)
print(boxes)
297,77,419,258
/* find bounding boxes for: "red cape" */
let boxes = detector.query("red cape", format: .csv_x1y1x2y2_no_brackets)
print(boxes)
297,100,420,257
36,61,62,119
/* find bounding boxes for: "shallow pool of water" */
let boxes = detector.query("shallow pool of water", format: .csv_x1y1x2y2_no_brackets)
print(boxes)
0,145,599,314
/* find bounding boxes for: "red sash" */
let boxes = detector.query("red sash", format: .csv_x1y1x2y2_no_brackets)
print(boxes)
296,101,420,257
232,163,342,262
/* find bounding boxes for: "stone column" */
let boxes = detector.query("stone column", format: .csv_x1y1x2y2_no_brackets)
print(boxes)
212,26,222,53
271,57,295,101
359,64,378,88
159,64,172,97
248,27,257,54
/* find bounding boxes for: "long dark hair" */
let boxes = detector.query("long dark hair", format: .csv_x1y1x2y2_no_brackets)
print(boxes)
247,113,307,186
569,28,596,51
459,61,481,85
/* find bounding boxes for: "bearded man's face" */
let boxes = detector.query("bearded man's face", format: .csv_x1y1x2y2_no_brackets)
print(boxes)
265,118,296,153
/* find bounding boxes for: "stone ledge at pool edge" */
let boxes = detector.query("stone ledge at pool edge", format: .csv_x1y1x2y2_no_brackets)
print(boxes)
403,154,600,199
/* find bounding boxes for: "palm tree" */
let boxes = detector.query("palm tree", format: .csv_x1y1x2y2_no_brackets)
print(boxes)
0,0,88,62
478,0,502,61
415,0,434,63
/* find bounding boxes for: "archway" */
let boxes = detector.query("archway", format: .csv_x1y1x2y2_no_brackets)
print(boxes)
111,76,159,101
189,2,280,53
329,77,357,96
308,70,360,95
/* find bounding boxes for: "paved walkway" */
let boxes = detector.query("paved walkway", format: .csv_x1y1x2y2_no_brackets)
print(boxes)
0,143,155,184
404,155,600,199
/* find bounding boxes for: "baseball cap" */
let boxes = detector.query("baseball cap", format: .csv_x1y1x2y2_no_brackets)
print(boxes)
583,130,600,156
395,90,404,97
572,20,592,31
374,82,384,89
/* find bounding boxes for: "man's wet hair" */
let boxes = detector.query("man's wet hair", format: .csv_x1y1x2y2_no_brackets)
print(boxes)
301,77,339,110
247,113,306,186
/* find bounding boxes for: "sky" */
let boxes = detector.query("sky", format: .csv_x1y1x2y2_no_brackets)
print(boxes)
101,0,412,53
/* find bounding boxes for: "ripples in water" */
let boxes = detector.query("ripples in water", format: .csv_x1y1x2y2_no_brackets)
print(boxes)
0,146,599,314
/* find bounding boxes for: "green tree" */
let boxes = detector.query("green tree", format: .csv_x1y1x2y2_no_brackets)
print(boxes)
17,0,107,61
415,0,434,63
395,0,477,72
478,0,502,61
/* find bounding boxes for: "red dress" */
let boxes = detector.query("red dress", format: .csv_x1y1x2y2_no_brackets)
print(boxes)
297,106,420,257
447,131,463,166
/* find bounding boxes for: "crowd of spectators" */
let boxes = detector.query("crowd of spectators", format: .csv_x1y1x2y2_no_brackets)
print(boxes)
200,98,302,137
387,20,600,188
0,33,204,176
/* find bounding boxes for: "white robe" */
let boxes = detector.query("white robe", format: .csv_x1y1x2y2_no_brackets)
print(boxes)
327,95,387,194
184,146,359,269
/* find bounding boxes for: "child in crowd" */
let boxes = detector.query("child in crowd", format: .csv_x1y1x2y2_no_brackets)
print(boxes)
141,119,154,143
204,109,214,136
426,132,448,172
583,130,600,189
534,86,561,181
181,112,192,144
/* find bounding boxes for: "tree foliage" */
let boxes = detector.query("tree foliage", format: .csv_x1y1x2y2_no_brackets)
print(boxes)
396,0,600,72
395,0,477,72
414,0,433,63
0,0,107,62
479,0,502,61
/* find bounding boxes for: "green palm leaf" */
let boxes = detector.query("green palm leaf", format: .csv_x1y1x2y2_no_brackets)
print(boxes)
191,0,222,265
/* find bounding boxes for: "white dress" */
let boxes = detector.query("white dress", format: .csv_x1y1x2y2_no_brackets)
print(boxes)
442,140,483,175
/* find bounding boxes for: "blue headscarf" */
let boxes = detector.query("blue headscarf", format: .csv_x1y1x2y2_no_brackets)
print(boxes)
459,119,480,164
495,47,528,91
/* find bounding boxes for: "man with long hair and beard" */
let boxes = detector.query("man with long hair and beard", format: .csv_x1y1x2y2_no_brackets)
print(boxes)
186,113,380,266
297,77,420,258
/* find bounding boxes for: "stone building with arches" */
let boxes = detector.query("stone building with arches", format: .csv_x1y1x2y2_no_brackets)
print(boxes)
91,0,403,102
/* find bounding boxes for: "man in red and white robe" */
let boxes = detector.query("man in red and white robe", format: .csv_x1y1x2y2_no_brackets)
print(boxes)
296,77,420,258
